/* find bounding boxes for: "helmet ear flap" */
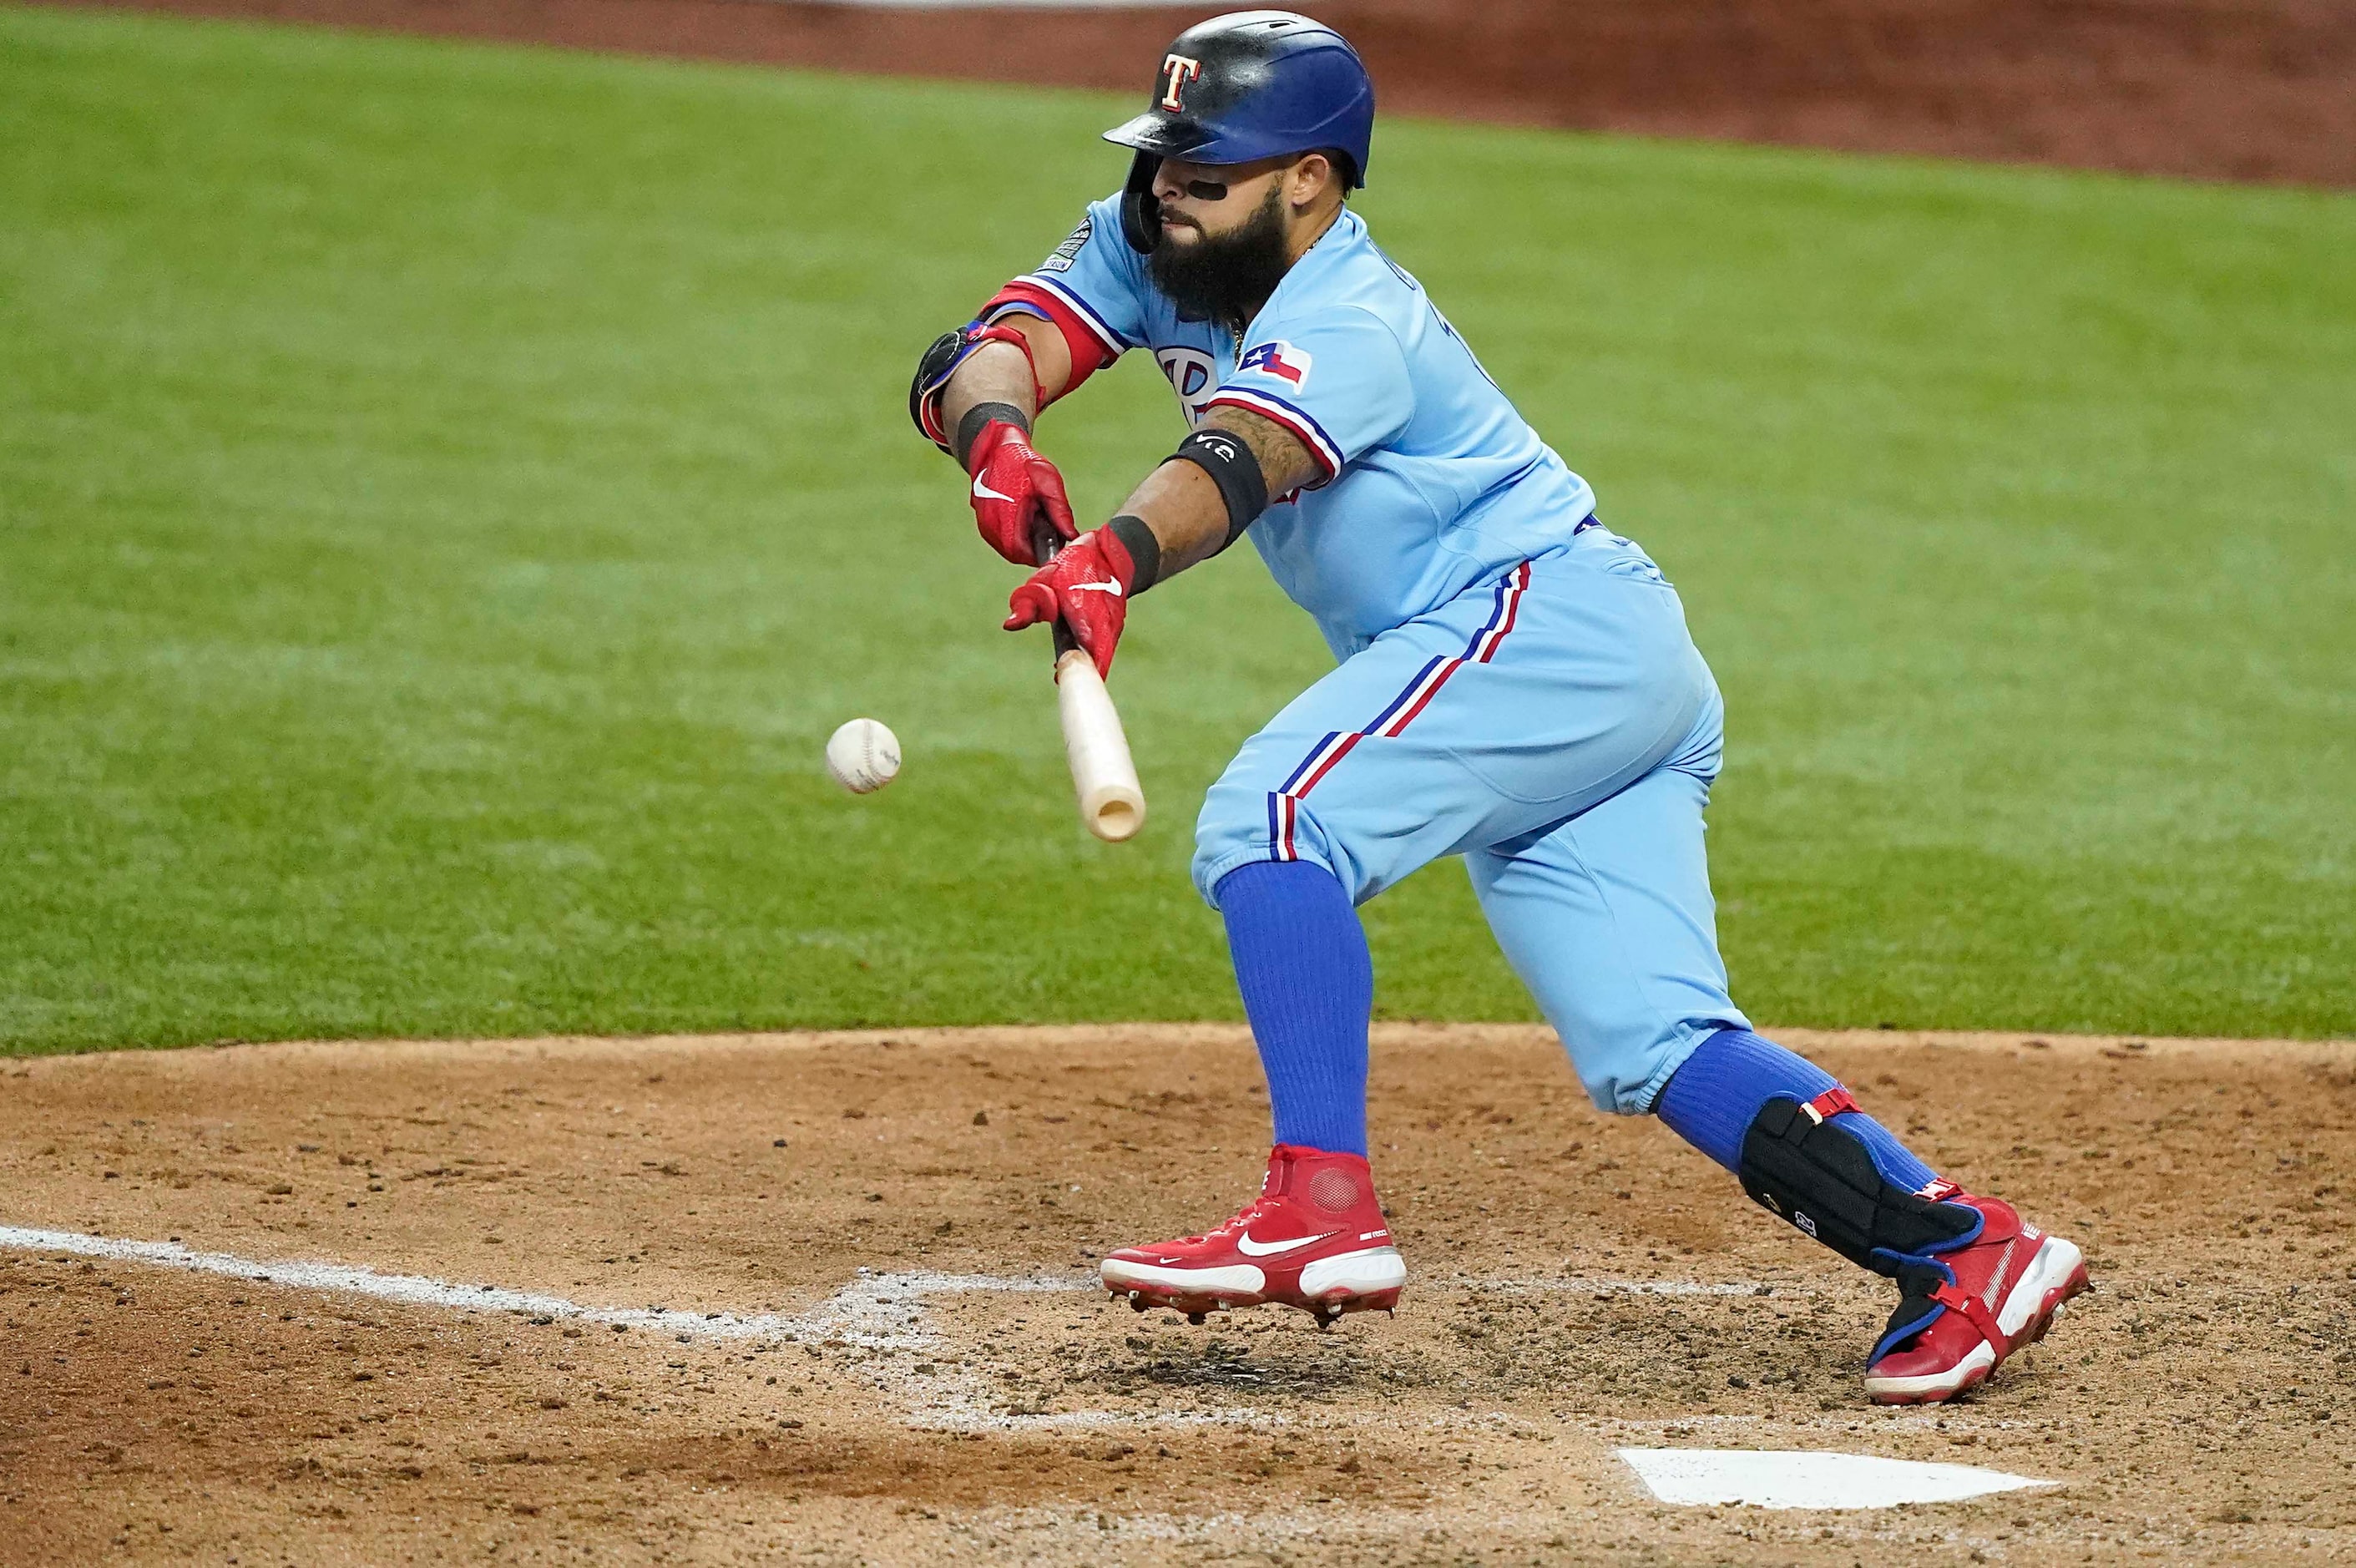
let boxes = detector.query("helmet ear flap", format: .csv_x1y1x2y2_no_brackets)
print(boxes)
1120,151,1162,254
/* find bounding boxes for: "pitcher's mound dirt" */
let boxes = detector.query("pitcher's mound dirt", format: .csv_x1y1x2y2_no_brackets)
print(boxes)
3,1023,2352,1564
55,0,2356,187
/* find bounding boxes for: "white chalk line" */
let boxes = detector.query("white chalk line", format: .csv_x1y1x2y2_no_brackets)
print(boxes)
0,1227,1269,1432
0,1224,1079,1346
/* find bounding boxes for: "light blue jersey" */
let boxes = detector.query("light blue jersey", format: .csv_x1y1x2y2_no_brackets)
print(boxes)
1004,198,1597,659
993,195,1745,1117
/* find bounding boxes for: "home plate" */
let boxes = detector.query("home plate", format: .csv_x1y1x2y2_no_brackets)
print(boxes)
1618,1448,2053,1510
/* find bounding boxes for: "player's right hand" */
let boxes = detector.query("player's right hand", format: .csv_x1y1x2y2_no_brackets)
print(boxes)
967,421,1076,566
1004,525,1137,680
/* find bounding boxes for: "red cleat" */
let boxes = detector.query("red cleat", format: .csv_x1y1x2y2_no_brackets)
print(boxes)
1863,1191,2088,1405
1100,1145,1406,1325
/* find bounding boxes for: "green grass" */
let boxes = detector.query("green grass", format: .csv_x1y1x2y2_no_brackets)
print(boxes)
3,7,2351,1053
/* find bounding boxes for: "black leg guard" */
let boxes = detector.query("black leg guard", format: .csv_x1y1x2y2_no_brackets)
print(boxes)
1737,1094,1977,1273
1739,1094,1982,1355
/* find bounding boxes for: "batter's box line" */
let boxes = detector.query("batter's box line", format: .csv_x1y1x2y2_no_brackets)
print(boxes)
0,1223,1273,1430
0,1224,1077,1347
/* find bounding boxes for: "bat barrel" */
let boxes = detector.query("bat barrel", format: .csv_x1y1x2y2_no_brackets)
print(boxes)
1054,648,1145,842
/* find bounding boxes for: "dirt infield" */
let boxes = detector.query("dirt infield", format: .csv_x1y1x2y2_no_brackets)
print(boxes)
3,1023,2352,1564
48,0,2356,188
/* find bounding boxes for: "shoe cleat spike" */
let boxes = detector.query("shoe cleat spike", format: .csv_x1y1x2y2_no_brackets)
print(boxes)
1186,1311,1206,1327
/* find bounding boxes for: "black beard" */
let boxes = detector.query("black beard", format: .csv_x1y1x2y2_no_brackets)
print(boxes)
1147,185,1293,331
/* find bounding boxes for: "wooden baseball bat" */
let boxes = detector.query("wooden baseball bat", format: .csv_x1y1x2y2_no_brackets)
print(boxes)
1033,524,1146,842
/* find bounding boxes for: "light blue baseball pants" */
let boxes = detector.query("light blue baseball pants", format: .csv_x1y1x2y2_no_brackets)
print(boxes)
1192,527,1752,1114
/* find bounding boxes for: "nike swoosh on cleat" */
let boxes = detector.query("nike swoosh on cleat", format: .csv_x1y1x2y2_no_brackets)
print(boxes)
972,475,1015,503
1235,1231,1334,1257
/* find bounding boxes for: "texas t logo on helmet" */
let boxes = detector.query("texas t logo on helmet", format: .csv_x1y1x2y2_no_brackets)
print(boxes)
1159,53,1202,112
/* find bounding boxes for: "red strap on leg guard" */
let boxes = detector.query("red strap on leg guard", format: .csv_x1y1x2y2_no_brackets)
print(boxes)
1931,1281,2008,1355
1802,1086,1859,1123
1795,1085,1964,1201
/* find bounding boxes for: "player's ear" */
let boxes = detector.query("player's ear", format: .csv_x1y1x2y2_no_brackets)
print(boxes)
1288,152,1334,211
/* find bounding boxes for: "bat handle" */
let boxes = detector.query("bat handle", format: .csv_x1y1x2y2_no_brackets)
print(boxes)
1029,521,1080,661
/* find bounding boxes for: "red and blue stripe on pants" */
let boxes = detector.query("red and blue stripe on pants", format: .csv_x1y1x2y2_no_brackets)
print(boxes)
1266,561,1534,862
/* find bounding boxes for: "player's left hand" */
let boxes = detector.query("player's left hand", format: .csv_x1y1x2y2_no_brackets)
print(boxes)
1004,526,1140,679
968,420,1076,567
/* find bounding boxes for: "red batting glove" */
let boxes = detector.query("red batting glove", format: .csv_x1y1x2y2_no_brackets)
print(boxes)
967,420,1076,567
1004,526,1140,680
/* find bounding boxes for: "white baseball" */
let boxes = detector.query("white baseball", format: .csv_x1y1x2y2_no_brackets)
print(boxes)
825,718,901,794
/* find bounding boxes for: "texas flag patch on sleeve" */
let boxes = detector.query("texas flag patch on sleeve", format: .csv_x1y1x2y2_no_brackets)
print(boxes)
1237,340,1312,387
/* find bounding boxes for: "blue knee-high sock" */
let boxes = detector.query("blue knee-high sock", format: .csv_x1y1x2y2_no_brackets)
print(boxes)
1216,860,1372,1157
1656,1028,1939,1191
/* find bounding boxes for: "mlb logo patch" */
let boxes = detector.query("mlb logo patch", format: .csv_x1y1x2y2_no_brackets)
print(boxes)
1039,215,1091,274
1238,340,1312,387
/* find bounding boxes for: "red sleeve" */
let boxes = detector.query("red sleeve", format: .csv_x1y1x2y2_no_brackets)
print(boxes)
982,281,1118,406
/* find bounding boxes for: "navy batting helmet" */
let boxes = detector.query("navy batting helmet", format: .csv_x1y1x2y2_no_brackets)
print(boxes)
1102,11,1375,253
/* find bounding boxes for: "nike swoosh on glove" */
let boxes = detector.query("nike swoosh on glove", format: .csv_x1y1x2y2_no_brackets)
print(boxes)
1004,525,1140,680
968,420,1075,566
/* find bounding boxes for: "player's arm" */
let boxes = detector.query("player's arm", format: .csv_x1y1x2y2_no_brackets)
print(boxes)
1004,406,1317,676
1116,406,1319,575
911,219,1135,567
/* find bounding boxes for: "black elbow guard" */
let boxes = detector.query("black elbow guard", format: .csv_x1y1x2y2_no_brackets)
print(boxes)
908,326,969,453
1167,428,1271,553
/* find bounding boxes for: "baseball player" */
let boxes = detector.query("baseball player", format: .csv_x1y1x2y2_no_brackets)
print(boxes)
911,11,2086,1404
